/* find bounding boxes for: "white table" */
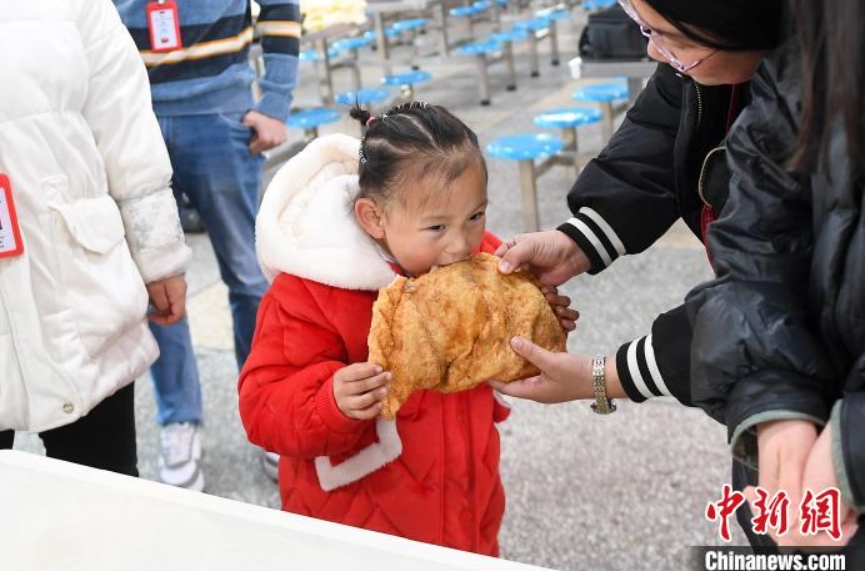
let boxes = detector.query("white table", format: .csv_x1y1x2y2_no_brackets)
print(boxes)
0,450,553,571
569,56,657,105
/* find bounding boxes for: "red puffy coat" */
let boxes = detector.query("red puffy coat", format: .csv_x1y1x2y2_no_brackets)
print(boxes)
239,134,510,556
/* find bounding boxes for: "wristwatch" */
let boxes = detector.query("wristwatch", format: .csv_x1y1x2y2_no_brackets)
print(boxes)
590,354,616,414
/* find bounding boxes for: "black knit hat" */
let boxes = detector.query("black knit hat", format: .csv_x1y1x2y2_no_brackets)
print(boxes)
643,0,784,51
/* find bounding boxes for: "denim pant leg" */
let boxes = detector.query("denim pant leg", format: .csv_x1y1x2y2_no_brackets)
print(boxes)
148,116,204,426
168,113,268,372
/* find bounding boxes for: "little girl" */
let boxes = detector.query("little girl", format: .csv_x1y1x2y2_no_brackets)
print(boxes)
238,102,574,555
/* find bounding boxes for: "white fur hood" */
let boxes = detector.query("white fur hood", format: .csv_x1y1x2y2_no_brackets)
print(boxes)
256,134,398,290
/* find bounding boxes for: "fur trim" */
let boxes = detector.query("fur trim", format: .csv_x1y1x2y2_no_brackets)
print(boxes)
314,419,403,492
257,134,397,290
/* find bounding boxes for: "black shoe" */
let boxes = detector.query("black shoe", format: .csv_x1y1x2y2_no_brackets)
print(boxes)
179,207,206,234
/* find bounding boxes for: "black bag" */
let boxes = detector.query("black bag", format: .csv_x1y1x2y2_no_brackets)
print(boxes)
579,5,648,60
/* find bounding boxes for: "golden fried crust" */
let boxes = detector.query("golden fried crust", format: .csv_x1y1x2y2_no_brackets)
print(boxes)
368,253,567,419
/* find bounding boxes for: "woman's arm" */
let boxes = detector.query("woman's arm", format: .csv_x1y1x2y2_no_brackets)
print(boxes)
76,0,190,284
687,48,834,462
560,63,685,274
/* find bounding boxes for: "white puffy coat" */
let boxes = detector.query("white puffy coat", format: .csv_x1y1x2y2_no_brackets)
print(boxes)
0,0,191,431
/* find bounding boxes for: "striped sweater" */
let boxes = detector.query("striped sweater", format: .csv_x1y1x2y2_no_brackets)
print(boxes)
113,0,300,121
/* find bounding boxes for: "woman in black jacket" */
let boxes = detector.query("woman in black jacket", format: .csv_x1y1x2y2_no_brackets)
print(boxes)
494,0,781,408
687,0,864,552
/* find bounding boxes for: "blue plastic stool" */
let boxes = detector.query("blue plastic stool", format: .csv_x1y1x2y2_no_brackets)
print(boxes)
363,27,403,41
534,107,603,129
534,107,602,170
573,82,629,102
512,17,558,74
391,18,428,32
486,133,564,231
455,39,502,55
573,82,629,139
456,39,517,105
328,35,374,57
513,17,550,32
450,4,482,17
287,107,341,140
536,7,571,22
583,0,616,10
381,70,432,100
299,49,319,62
489,29,530,43
335,87,391,108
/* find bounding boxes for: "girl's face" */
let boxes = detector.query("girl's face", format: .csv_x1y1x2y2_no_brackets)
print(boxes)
629,0,768,86
357,159,488,277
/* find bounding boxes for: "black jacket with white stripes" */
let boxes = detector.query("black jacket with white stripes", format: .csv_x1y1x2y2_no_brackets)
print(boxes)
557,62,747,405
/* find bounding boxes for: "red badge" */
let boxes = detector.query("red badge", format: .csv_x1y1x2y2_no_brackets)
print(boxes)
147,1,182,53
0,174,24,259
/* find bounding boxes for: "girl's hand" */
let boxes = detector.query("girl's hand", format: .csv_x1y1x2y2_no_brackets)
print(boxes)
745,419,857,547
333,363,391,420
541,285,579,333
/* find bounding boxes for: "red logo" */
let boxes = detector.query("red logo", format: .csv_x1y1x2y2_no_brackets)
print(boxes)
706,484,745,541
800,488,842,540
750,488,790,536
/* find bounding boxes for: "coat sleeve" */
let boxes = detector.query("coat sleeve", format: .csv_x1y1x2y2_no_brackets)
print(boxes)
238,276,376,459
557,63,683,274
76,0,190,283
832,396,865,513
686,53,834,465
253,0,301,122
615,305,693,406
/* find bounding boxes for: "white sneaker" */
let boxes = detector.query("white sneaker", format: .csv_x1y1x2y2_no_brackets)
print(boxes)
261,450,279,482
158,422,204,492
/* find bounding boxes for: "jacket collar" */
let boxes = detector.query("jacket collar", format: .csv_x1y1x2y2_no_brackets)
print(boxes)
256,134,398,291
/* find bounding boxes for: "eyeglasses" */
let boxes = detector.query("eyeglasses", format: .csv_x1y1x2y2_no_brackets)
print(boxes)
617,0,717,73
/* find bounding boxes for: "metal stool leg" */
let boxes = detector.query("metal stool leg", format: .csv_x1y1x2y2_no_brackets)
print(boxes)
559,126,580,174
349,50,362,91
549,20,560,66
528,33,540,77
303,126,319,144
504,42,517,91
518,160,540,232
477,54,491,105
401,84,416,101
601,102,614,141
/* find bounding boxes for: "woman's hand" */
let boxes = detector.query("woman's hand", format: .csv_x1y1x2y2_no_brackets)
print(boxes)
744,419,858,547
333,363,391,420
146,274,188,326
541,285,579,333
496,231,591,286
489,337,624,403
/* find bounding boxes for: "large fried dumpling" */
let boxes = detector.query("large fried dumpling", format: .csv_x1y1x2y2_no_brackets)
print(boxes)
368,253,567,419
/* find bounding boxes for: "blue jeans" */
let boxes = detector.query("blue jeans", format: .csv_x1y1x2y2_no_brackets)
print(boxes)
149,113,267,426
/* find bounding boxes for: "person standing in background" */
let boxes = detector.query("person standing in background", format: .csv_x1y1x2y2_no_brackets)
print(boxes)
0,0,190,474
113,0,301,490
